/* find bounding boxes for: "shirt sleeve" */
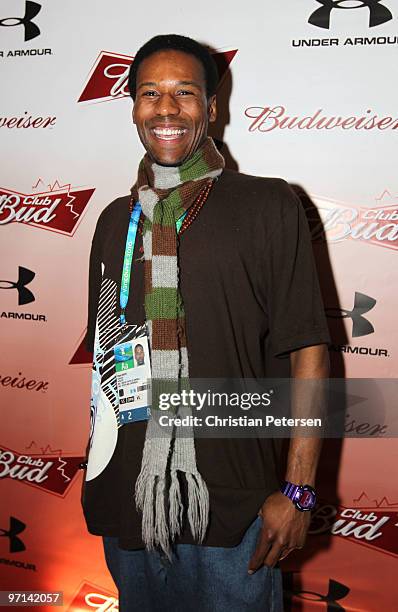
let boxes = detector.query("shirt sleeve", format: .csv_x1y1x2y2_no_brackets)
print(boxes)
263,180,330,357
84,214,104,353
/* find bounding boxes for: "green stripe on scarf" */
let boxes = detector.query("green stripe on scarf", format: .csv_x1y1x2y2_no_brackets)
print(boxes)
152,190,183,225
179,153,210,182
145,288,180,320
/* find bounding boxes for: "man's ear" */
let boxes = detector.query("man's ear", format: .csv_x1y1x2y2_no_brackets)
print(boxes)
132,106,136,125
208,95,217,123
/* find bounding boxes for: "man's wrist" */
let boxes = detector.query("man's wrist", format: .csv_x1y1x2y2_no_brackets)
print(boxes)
281,480,317,512
285,461,317,488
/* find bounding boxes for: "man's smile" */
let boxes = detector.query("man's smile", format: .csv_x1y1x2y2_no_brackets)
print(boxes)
151,126,188,142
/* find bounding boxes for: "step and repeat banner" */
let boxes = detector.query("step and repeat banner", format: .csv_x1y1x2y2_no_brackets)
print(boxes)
1,1,397,610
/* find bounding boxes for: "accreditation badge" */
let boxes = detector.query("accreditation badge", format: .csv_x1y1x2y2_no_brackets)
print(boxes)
113,335,151,424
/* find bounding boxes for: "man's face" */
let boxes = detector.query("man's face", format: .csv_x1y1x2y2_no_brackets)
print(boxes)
133,50,217,166
134,345,145,365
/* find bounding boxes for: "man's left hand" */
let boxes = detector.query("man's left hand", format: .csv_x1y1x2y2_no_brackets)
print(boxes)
248,491,310,573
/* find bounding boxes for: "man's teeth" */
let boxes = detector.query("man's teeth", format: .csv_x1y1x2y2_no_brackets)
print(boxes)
153,128,186,138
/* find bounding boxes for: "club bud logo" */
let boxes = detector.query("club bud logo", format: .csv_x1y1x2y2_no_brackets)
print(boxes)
0,267,35,305
78,49,238,104
0,517,26,553
309,493,398,557
0,180,95,236
0,445,84,497
307,190,398,250
308,0,393,29
67,582,118,611
0,1,41,42
326,292,376,337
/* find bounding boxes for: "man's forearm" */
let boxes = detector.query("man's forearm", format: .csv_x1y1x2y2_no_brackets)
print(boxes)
250,345,329,570
285,438,321,487
285,344,330,486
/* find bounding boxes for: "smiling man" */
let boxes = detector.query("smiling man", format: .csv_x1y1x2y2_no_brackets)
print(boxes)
82,34,330,611
132,48,215,166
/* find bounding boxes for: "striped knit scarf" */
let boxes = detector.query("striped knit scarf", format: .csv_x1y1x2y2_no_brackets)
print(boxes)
131,137,225,557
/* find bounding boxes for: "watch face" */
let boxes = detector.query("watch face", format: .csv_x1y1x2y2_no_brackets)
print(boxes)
296,486,316,511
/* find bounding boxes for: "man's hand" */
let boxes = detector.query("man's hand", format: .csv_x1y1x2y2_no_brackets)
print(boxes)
248,491,310,573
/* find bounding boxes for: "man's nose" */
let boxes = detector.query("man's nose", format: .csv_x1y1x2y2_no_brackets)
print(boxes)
156,93,180,116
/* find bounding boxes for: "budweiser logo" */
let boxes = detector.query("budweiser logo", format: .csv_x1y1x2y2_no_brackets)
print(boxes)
245,105,398,132
309,494,398,557
0,180,95,236
68,582,118,611
308,190,398,250
79,49,238,104
0,445,84,497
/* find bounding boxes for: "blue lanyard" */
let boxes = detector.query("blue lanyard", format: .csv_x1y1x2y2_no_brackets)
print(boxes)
119,202,187,325
120,202,142,325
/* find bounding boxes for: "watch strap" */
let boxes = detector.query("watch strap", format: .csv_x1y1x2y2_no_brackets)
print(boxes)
282,481,302,502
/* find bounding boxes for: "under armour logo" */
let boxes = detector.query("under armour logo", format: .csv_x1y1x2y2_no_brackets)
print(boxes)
0,266,35,305
0,517,26,553
283,572,350,611
309,0,393,29
0,1,41,41
326,292,376,337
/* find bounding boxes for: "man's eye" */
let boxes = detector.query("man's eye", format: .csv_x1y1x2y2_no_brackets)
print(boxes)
142,91,158,97
177,90,193,96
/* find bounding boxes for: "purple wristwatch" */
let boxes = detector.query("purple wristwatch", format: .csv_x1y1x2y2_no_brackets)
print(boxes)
281,481,316,511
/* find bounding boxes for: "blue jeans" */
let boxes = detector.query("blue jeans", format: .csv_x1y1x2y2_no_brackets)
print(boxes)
103,516,283,612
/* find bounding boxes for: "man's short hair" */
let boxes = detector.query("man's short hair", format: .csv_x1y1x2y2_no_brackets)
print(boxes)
128,34,219,101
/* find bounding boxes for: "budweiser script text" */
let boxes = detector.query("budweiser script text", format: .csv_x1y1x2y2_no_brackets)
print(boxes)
100,62,129,98
245,106,398,132
0,112,56,129
83,61,130,100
